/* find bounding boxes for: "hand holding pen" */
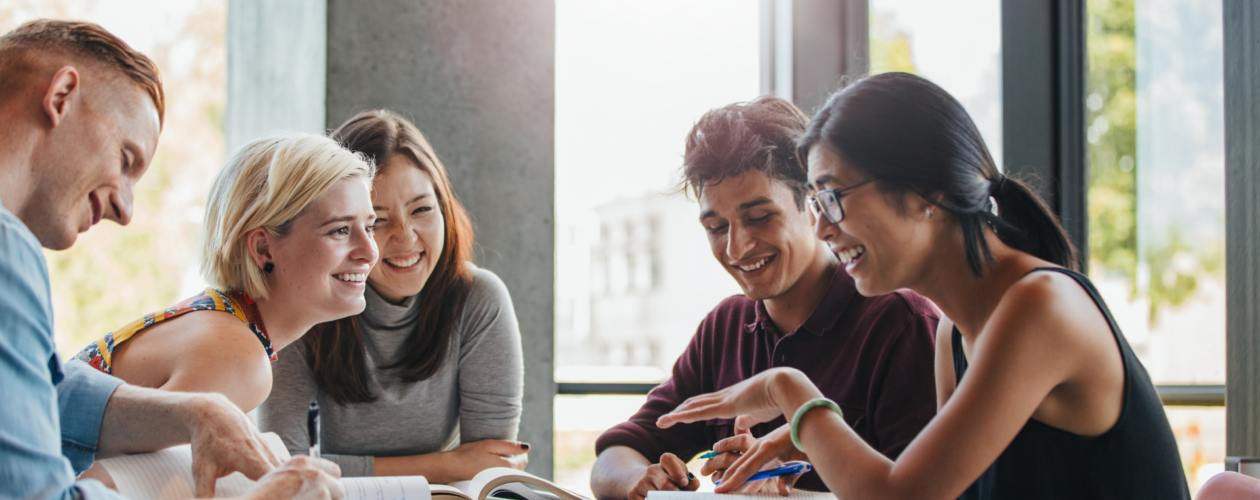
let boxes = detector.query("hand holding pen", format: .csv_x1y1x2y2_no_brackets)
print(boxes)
700,427,808,495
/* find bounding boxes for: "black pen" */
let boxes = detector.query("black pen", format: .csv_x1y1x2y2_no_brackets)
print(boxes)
307,401,320,458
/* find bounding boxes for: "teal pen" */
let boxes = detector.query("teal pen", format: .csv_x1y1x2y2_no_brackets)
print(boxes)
699,451,719,459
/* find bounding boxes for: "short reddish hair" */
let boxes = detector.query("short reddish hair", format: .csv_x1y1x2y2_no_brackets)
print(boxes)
0,19,165,125
680,96,811,210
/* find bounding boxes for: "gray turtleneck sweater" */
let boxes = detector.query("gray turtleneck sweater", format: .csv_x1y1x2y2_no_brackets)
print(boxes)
257,265,524,477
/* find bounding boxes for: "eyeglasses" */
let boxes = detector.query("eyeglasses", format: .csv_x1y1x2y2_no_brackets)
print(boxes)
807,179,874,224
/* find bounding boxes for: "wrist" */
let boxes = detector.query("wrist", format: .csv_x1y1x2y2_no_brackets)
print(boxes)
769,369,824,418
790,398,843,453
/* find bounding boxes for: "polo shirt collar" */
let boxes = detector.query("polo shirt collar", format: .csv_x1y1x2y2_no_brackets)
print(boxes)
746,264,857,337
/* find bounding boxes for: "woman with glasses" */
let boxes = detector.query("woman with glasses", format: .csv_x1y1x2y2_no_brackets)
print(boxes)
258,110,527,482
659,72,1190,499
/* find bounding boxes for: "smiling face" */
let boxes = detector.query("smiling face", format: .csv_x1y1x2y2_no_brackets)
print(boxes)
699,170,823,301
263,177,379,321
366,155,446,304
807,144,936,296
25,79,160,250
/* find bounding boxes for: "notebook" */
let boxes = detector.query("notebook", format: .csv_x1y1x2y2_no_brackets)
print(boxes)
97,433,432,500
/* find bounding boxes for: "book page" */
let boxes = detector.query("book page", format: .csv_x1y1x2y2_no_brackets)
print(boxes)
647,492,837,500
467,468,593,500
431,483,472,500
99,433,290,500
99,433,434,500
343,476,431,500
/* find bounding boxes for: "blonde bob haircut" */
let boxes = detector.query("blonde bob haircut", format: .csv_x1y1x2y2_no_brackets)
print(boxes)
202,134,375,300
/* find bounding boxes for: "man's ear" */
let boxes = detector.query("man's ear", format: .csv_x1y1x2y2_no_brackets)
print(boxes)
245,228,274,271
42,66,80,128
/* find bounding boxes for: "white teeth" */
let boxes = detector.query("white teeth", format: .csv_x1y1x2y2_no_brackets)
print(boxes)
838,245,866,264
737,257,771,272
335,273,367,282
385,254,421,268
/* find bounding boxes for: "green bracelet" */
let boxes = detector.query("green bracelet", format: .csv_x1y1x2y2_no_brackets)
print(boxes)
790,397,843,452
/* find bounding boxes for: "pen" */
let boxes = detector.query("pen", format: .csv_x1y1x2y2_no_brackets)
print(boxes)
699,451,720,460
714,461,811,486
307,401,320,458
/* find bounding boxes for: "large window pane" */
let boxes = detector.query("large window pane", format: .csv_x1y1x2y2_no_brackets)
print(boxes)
868,0,1002,163
1086,0,1225,492
554,0,759,491
1086,0,1224,385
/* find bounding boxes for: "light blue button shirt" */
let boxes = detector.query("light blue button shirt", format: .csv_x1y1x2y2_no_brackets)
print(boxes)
0,198,127,500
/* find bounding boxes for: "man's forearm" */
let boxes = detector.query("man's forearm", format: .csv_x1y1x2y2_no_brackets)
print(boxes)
95,384,212,458
591,446,652,500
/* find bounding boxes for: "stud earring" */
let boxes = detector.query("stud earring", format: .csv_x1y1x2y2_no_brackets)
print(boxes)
926,208,934,219
263,262,274,273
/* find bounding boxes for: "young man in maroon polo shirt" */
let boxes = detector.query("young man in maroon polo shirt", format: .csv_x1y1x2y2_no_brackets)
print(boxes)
589,96,940,500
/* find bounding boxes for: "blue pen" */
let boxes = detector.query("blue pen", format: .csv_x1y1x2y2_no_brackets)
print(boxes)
714,461,812,486
699,450,720,460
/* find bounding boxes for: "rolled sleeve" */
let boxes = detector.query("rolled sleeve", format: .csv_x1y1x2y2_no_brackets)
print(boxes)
57,359,124,472
0,207,126,500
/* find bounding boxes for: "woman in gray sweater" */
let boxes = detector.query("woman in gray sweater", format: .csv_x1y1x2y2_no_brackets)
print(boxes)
259,110,526,482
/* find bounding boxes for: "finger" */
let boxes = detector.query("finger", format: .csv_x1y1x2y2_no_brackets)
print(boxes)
737,414,780,433
659,453,691,488
305,457,342,478
713,433,756,454
714,445,771,493
236,446,276,481
505,453,529,470
776,477,793,496
327,471,347,500
700,451,744,477
257,434,283,468
483,439,532,456
192,461,218,498
658,406,728,428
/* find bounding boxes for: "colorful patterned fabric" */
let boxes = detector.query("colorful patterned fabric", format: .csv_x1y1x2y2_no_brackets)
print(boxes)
74,287,275,374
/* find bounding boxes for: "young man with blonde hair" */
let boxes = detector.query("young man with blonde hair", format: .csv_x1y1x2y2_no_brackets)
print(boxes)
0,19,344,500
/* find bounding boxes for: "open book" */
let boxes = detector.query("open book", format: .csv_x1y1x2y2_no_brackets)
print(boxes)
96,436,592,500
432,467,593,500
97,433,433,500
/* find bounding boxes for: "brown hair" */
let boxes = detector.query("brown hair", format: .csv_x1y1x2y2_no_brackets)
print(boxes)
309,110,475,405
0,19,165,125
679,95,811,210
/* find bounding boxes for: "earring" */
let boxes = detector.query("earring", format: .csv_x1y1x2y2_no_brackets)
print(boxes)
926,208,934,219
263,262,274,273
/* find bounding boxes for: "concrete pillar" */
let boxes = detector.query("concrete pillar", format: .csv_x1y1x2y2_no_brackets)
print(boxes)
227,0,556,478
1225,0,1260,458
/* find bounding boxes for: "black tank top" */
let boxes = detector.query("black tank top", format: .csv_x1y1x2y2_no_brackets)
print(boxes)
953,267,1189,500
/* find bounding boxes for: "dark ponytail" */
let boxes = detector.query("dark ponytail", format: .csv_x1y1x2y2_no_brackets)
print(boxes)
798,72,1078,275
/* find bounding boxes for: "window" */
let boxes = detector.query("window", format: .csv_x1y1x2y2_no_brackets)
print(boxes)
1085,0,1225,491
553,0,760,493
868,0,1002,164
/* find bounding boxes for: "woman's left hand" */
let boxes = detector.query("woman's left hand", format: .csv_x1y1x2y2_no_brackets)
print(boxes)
657,367,813,431
713,425,807,495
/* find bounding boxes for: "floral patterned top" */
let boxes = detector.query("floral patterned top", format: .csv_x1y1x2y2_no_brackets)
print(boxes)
75,287,275,374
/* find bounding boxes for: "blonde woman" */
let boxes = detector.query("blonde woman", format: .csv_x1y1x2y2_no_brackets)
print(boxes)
75,133,379,413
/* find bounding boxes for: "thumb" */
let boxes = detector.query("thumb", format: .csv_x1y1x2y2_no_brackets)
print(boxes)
192,461,219,498
734,415,759,434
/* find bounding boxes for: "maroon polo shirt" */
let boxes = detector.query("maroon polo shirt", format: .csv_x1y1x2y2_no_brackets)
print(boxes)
595,265,939,492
